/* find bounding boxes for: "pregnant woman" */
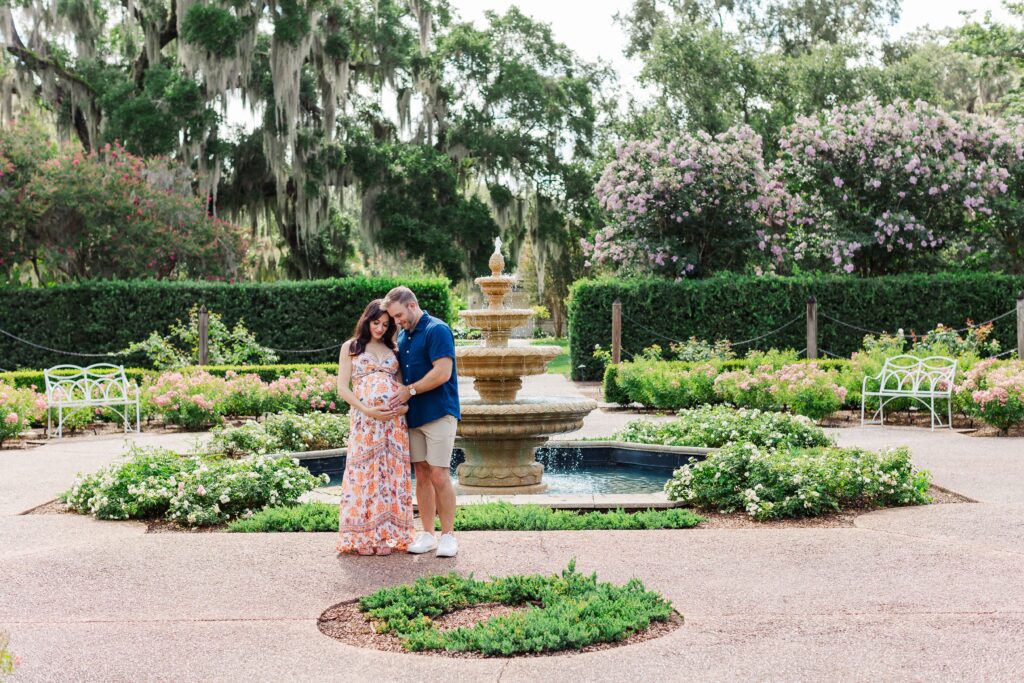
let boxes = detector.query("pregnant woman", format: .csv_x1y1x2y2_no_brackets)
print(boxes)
335,299,415,556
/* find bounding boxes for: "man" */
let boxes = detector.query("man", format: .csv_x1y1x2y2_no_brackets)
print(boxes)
384,286,461,558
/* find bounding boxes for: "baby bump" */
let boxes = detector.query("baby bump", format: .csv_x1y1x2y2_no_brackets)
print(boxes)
354,373,401,408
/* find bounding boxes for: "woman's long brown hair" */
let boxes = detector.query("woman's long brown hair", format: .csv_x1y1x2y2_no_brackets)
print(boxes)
348,299,396,356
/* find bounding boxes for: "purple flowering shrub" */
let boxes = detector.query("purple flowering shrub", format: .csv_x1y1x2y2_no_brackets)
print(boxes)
585,126,767,277
767,98,1024,274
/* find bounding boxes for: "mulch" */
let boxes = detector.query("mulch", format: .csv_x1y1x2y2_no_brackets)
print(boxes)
317,599,684,658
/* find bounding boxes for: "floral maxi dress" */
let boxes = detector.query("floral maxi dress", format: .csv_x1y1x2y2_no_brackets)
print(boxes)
336,352,415,553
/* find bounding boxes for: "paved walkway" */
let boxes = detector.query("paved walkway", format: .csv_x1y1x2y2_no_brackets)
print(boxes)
2,375,1023,681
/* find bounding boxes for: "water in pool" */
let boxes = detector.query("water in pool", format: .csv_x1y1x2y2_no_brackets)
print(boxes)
325,460,669,495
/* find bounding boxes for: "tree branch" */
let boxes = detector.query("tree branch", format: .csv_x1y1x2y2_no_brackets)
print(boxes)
132,5,178,88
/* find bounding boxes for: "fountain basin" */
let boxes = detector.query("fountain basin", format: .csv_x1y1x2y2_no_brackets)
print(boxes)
455,396,597,493
456,346,562,402
300,441,712,499
457,309,533,347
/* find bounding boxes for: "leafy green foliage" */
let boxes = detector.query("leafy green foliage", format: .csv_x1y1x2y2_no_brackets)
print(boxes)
227,501,704,532
357,561,674,655
181,5,248,57
353,142,499,281
665,443,932,519
62,445,328,526
569,274,1024,380
123,306,279,369
208,412,350,457
615,406,833,450
0,277,452,369
0,121,248,284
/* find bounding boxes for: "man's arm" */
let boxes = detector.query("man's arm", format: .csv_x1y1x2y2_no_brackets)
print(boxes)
390,357,452,408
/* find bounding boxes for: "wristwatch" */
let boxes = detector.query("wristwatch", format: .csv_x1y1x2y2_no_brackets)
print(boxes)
409,385,418,396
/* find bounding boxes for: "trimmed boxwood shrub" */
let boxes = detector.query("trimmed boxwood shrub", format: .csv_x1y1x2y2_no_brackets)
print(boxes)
570,274,1024,380
0,277,452,370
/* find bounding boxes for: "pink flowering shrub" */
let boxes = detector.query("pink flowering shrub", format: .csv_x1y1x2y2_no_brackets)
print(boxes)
767,98,1024,274
714,363,846,420
265,368,340,414
713,368,776,411
0,382,46,446
769,363,848,421
144,371,229,430
585,126,767,277
956,359,1024,433
219,371,269,417
616,361,718,410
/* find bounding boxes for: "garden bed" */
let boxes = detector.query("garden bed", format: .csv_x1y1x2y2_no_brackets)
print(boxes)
317,563,682,657
318,599,683,658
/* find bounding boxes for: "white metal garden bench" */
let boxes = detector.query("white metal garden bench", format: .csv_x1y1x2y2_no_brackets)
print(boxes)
44,363,141,438
860,355,958,430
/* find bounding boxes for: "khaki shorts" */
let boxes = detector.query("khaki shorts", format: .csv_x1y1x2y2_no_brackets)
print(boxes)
409,415,458,468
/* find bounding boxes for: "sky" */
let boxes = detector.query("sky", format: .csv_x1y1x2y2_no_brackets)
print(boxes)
448,0,1014,96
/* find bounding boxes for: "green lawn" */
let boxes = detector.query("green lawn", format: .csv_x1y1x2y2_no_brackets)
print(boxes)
530,338,569,375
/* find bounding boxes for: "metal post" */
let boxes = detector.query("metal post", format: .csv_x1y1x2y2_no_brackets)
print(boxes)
806,295,818,360
198,305,209,366
1017,291,1024,360
611,299,622,364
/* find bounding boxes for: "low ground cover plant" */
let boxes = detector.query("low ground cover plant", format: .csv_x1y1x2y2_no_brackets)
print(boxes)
228,502,704,533
207,412,350,457
614,406,833,450
357,560,674,655
62,445,327,526
664,444,931,520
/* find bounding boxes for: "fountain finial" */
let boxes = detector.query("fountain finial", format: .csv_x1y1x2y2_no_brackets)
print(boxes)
488,236,505,276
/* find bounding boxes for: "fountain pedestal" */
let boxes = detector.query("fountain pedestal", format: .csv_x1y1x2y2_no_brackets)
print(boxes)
454,240,597,494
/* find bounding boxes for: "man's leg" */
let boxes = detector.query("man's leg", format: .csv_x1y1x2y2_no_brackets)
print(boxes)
428,464,456,535
413,460,436,533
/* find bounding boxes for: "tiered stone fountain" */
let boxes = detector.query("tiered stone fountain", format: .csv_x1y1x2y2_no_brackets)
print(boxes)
455,240,597,494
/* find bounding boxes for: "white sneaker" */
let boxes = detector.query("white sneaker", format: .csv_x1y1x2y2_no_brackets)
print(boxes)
407,531,437,554
436,533,458,558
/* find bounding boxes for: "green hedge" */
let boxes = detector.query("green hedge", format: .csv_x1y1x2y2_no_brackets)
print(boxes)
0,278,452,370
570,274,1024,380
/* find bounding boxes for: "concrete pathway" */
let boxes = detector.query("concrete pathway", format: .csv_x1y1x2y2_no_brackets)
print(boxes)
2,376,1023,681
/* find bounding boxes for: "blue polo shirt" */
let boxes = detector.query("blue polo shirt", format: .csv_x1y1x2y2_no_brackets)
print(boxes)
398,311,460,429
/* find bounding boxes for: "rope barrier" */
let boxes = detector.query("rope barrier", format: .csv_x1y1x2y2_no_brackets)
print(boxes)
267,342,344,354
618,313,692,346
951,308,1016,332
819,314,886,336
619,311,803,351
0,326,123,358
820,308,1017,337
730,315,803,347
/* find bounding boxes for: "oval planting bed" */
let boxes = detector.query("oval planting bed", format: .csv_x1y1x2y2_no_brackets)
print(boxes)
318,562,682,657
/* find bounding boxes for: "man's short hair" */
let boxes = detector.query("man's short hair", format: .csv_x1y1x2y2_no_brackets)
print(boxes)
383,286,418,308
